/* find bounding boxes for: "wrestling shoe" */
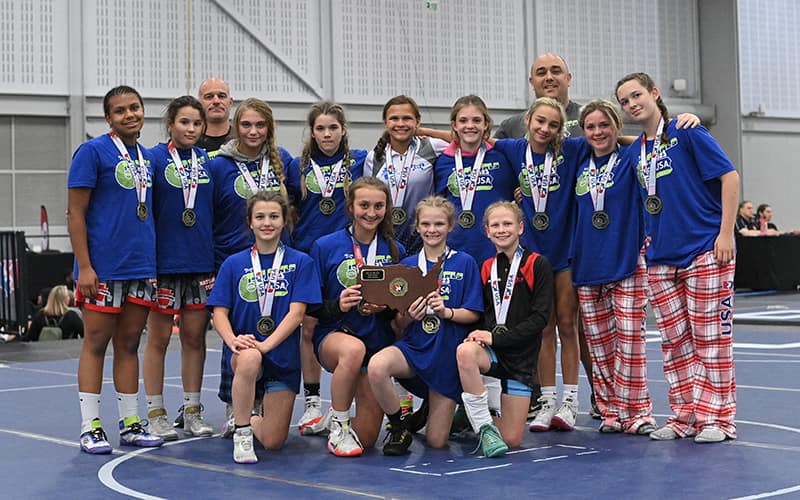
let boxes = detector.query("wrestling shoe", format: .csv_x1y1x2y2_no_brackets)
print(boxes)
233,427,257,464
478,423,508,458
449,405,472,439
298,396,325,435
79,419,112,455
528,397,557,432
147,409,179,441
382,427,413,456
551,400,578,431
327,419,363,457
221,403,235,438
589,393,601,420
119,417,164,448
183,406,214,437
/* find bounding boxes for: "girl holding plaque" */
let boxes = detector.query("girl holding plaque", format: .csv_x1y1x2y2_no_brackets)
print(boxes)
309,177,405,457
207,191,321,463
285,101,366,436
570,100,657,435
456,201,553,457
368,196,483,455
615,72,738,443
143,96,215,441
432,95,517,264
206,98,294,436
68,86,162,453
365,95,448,255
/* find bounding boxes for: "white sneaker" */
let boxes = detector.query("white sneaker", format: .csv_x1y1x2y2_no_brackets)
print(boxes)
327,419,363,457
299,396,328,435
551,400,578,431
147,410,179,441
528,397,557,432
694,427,727,443
233,427,257,463
299,408,333,436
183,406,214,437
221,403,235,439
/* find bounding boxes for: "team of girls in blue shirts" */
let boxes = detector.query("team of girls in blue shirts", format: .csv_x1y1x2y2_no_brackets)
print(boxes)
67,78,737,462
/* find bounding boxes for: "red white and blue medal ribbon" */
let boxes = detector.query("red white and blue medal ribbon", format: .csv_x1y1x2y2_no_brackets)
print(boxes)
588,150,618,212
167,141,198,211
490,246,523,326
236,157,273,195
109,131,147,206
385,138,417,208
454,144,487,213
250,243,285,319
524,146,553,214
640,118,664,197
310,158,344,200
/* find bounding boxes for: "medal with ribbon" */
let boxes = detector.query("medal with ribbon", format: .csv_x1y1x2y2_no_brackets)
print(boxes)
167,142,199,227
236,157,274,196
490,246,523,336
385,138,417,226
417,247,452,334
250,243,285,336
311,158,344,215
524,146,553,231
641,118,665,215
109,131,148,221
454,144,487,229
588,149,618,230
349,226,378,315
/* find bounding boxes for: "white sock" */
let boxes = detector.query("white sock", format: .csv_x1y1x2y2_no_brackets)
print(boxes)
562,384,579,405
146,394,164,412
79,392,102,433
117,392,139,422
462,391,492,433
482,376,502,413
331,408,350,424
184,392,201,408
541,386,557,402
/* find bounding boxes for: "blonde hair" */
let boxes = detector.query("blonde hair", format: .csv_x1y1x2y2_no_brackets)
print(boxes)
525,97,566,156
578,99,623,131
43,285,71,317
414,196,456,229
483,201,524,228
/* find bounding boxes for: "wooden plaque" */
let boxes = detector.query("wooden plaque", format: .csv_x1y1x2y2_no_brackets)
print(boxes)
357,259,442,311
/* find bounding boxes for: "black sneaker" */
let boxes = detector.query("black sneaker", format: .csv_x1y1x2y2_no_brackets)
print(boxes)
173,405,185,428
589,393,601,420
404,399,429,433
383,428,412,456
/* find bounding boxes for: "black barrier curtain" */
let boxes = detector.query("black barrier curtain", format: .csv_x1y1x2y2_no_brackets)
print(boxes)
0,232,27,333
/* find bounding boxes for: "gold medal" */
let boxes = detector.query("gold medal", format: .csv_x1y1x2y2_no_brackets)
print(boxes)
182,208,196,227
458,210,475,229
532,213,550,231
391,207,407,226
257,316,276,335
645,195,662,215
136,202,148,221
319,197,336,215
591,210,610,230
491,324,509,336
421,314,440,334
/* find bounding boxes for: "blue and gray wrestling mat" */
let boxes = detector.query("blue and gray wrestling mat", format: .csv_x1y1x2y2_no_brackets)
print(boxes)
1,291,799,499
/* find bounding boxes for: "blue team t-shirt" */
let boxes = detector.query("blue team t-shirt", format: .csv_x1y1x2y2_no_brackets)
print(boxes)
285,148,366,253
67,134,156,281
571,145,646,286
207,246,321,392
395,250,483,401
206,147,294,269
493,137,583,272
625,120,736,268
310,228,405,357
434,142,516,263
149,143,214,274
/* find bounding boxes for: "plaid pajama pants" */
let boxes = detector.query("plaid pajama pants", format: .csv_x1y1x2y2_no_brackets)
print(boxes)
578,255,655,433
647,250,737,438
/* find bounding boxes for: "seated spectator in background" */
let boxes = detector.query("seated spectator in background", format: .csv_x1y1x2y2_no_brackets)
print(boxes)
20,285,83,341
736,200,758,234
756,204,780,234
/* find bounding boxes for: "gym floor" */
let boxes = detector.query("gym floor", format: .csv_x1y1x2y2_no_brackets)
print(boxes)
1,291,798,499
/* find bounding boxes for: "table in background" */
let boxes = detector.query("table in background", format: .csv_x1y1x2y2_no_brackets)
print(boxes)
735,235,800,291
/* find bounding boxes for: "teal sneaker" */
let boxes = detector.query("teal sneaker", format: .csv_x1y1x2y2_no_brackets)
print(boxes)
478,423,508,458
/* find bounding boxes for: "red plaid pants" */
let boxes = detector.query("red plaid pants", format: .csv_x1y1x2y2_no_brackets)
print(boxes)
647,250,736,438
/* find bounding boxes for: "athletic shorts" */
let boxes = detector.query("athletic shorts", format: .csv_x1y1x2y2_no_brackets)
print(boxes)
151,273,215,314
483,346,533,398
76,279,155,313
